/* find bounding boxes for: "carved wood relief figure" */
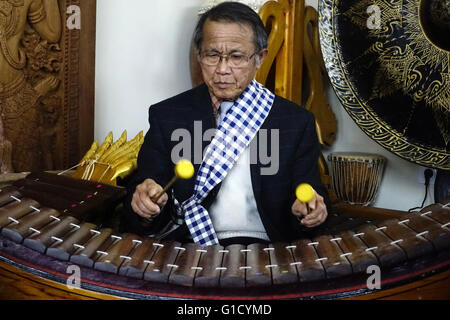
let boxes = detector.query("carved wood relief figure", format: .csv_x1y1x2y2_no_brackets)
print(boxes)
0,0,61,172
0,0,95,173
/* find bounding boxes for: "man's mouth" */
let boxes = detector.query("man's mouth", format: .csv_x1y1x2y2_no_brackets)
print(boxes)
215,82,233,89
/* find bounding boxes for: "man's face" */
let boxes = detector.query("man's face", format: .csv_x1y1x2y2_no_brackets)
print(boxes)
199,19,267,101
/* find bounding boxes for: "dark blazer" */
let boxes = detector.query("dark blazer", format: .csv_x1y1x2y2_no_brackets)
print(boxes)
122,83,330,242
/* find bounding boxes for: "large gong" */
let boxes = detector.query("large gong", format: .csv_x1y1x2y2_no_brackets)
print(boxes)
319,0,450,169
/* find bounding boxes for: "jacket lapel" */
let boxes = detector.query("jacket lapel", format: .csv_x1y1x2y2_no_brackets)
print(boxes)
187,83,215,171
177,84,216,199
250,101,277,216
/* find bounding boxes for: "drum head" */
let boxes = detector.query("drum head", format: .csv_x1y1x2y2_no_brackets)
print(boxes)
319,0,450,169
328,152,386,163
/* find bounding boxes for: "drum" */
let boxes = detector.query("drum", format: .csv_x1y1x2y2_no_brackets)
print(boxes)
328,152,386,206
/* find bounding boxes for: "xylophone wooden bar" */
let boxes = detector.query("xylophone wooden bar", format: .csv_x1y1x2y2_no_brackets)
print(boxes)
94,233,143,274
290,239,326,282
245,243,271,287
22,215,80,253
169,243,204,287
87,234,124,269
119,237,157,279
194,245,225,287
402,215,450,251
46,222,99,261
266,243,298,285
220,244,246,288
313,235,352,279
335,230,378,274
1,207,58,244
70,228,114,267
418,204,450,226
0,198,41,229
355,224,406,268
0,186,23,207
143,241,181,283
374,219,434,260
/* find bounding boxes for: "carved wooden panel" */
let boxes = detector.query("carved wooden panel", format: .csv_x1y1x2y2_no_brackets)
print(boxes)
0,0,95,173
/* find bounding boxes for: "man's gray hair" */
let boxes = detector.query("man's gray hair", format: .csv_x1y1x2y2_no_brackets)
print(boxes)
193,1,268,53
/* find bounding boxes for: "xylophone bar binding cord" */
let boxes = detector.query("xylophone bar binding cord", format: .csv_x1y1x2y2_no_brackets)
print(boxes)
0,185,449,288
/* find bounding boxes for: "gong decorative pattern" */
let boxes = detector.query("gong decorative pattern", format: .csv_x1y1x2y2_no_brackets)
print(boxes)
319,0,450,169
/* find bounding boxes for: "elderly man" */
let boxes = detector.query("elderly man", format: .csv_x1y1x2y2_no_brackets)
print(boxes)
123,2,329,246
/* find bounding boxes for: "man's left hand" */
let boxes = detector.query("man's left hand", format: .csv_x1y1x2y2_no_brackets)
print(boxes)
291,191,328,228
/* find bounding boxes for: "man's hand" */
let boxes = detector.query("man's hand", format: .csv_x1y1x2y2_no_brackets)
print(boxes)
291,191,328,228
131,179,168,219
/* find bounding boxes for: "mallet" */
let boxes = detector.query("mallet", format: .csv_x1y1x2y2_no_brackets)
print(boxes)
143,159,194,224
153,159,195,203
296,183,315,214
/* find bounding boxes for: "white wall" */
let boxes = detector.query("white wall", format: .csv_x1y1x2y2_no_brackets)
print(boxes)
95,0,203,138
95,0,434,211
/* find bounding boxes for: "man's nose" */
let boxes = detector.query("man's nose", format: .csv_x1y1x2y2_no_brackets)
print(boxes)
216,57,231,74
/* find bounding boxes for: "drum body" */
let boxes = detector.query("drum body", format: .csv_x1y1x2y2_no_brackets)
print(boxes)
328,152,386,206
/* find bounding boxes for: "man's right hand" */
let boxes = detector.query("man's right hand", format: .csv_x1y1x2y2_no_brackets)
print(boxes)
131,179,168,219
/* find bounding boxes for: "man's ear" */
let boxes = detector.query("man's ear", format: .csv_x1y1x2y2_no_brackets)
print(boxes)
256,49,269,69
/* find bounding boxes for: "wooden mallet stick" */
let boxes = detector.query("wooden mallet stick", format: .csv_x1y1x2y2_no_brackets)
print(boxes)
152,159,194,205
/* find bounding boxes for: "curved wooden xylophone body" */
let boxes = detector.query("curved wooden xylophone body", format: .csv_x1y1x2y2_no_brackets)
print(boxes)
0,172,449,299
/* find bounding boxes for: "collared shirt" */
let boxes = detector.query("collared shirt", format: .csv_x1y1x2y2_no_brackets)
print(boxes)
210,94,222,124
207,93,270,241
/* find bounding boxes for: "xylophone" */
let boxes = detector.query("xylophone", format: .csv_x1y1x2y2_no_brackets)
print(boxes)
0,172,449,299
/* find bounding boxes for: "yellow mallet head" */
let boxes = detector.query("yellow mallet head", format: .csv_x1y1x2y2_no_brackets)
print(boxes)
175,159,194,180
296,183,315,203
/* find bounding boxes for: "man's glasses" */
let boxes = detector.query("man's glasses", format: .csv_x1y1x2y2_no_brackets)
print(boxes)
199,51,258,68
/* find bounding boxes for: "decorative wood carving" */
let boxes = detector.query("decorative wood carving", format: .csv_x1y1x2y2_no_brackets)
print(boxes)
303,6,337,147
0,0,95,173
72,130,144,186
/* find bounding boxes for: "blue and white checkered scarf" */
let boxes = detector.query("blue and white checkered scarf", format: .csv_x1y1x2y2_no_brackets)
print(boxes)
182,80,275,246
